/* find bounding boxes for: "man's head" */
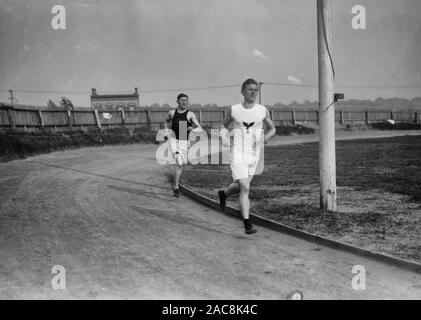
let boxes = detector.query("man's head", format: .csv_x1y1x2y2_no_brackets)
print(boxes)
241,78,259,104
177,93,189,109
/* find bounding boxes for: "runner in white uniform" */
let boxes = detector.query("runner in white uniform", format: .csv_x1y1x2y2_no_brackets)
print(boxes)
218,79,276,234
230,103,266,180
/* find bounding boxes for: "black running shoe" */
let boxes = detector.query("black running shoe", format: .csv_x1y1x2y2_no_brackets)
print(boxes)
245,225,257,235
244,219,257,234
218,190,226,211
173,189,180,198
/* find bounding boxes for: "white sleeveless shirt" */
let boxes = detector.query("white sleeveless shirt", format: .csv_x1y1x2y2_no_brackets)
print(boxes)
230,103,267,166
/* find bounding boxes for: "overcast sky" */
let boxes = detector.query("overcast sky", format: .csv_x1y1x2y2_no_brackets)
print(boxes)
0,0,420,107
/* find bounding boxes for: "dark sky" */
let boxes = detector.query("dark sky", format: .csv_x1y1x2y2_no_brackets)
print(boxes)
1,0,420,107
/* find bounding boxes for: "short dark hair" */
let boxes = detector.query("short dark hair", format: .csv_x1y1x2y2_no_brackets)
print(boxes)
177,93,188,100
241,78,259,92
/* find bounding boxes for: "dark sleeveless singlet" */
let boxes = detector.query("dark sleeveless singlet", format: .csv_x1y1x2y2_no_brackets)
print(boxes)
171,110,192,141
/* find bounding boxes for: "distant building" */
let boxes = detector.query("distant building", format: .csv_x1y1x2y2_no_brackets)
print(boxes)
90,88,139,111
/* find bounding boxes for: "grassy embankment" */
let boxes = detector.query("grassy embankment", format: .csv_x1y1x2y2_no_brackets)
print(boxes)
0,127,156,162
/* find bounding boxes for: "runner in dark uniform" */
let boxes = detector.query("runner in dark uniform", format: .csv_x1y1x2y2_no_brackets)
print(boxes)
164,93,202,197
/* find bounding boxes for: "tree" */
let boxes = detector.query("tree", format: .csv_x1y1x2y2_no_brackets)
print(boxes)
59,97,74,110
47,99,58,109
411,97,421,109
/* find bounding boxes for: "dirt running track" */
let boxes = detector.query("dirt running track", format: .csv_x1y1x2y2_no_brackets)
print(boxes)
0,131,421,299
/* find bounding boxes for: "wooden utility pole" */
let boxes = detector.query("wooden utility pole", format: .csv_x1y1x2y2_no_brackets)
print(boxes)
258,82,263,104
8,89,17,106
317,0,337,211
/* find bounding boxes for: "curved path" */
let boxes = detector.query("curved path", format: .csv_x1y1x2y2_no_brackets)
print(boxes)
0,131,420,299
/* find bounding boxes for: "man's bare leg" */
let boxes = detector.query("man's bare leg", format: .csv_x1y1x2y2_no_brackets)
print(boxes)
173,154,182,197
218,182,239,211
238,177,256,234
224,182,240,197
238,178,251,219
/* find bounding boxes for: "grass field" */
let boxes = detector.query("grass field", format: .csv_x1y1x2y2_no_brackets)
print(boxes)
182,135,421,263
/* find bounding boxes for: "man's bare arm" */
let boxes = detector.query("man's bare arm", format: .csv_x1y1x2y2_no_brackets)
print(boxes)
263,108,276,143
165,111,172,128
188,112,203,130
221,108,232,130
164,110,174,138
220,108,232,145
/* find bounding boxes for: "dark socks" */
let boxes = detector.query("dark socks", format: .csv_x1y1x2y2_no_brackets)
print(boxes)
243,219,252,228
218,190,226,210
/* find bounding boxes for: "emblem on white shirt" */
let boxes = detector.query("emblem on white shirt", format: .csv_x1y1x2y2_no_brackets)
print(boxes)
243,121,255,133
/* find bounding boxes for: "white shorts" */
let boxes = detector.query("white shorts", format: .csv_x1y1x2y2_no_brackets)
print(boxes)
230,153,262,181
169,138,189,165
229,135,264,180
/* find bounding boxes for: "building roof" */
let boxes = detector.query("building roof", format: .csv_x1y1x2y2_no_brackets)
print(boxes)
91,94,138,100
90,88,139,100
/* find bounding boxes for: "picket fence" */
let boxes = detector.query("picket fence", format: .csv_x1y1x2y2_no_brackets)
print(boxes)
0,103,419,131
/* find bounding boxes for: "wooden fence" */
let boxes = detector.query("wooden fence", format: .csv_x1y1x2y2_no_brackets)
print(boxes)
0,103,420,132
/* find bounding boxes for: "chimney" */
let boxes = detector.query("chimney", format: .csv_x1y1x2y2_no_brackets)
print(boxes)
134,87,138,95
91,88,97,96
